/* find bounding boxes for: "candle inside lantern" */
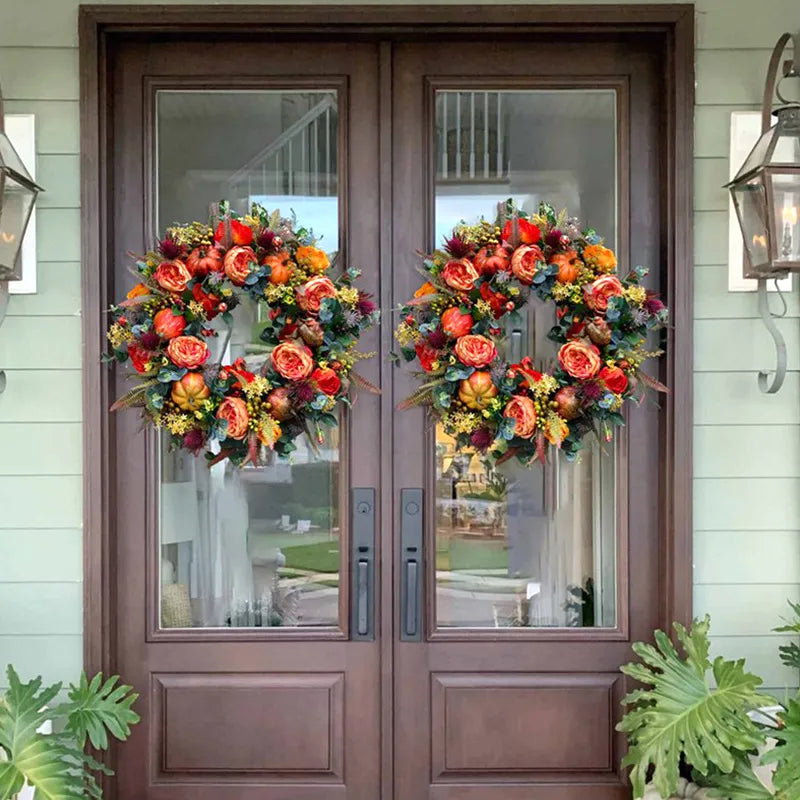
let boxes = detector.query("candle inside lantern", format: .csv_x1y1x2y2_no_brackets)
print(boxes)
781,201,799,260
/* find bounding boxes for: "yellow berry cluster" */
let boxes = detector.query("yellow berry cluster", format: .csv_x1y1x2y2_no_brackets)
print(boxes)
164,411,194,436
167,222,213,249
107,323,133,348
243,375,271,399
443,410,481,435
395,322,421,347
337,286,359,307
624,285,647,306
454,221,501,248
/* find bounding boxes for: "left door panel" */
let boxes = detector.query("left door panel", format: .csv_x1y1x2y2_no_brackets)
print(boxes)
109,39,382,800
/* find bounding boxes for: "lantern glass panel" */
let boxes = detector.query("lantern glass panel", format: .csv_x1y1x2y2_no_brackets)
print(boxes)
0,173,35,280
0,132,31,181
737,127,779,179
732,176,770,271
769,171,800,265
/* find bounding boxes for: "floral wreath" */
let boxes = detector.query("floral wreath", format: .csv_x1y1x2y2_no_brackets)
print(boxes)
393,201,669,465
106,203,379,466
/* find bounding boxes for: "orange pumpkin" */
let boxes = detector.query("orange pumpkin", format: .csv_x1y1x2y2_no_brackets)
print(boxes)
186,247,223,276
474,245,511,274
458,371,498,410
171,372,210,412
263,250,293,284
550,250,581,284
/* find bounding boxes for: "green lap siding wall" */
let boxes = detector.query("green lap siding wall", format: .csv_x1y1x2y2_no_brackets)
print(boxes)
0,0,798,693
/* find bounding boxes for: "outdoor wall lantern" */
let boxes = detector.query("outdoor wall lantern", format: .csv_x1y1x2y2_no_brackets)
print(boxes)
726,33,800,393
0,82,44,394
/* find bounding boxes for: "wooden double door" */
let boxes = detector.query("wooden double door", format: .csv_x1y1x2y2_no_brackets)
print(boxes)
104,22,678,800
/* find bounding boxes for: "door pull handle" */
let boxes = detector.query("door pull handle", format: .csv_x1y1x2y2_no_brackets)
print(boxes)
351,488,375,641
400,488,423,641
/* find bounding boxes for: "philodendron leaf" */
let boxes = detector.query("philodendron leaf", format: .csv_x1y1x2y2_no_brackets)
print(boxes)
617,616,773,799
704,753,775,800
762,697,800,800
0,665,83,800
63,672,140,750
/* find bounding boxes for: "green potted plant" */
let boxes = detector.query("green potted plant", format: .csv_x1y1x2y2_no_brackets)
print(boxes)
0,665,140,799
618,605,800,799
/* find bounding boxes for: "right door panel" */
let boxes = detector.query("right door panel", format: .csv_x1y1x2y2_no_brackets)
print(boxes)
392,37,665,799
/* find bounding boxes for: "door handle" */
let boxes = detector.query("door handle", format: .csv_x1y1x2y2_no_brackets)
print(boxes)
400,488,423,641
351,488,375,641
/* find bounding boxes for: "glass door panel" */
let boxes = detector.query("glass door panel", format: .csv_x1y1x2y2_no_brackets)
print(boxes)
433,89,619,630
155,90,344,630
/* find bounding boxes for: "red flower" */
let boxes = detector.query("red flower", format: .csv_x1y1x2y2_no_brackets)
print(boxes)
127,342,151,373
441,306,473,338
510,356,542,385
191,284,221,318
502,218,541,245
479,282,507,318
226,357,256,384
312,367,342,396
414,341,440,372
599,365,629,395
214,218,254,246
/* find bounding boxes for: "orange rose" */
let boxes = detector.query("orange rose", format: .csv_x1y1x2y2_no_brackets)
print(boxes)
504,395,537,439
223,246,257,286
441,259,479,292
558,340,602,379
166,335,210,369
216,396,249,440
583,244,617,274
295,245,330,274
454,334,497,368
153,308,187,339
414,281,437,298
171,372,210,412
271,341,314,380
296,276,337,314
312,367,341,396
126,283,150,299
441,306,473,338
154,260,191,293
584,275,624,313
510,244,545,285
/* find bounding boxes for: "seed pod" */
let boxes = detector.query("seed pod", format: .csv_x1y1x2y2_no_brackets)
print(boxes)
266,387,293,421
554,386,581,420
586,317,612,347
298,319,324,347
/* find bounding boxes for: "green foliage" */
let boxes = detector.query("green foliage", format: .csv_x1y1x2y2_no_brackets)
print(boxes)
617,617,772,799
763,698,800,799
705,754,774,800
0,665,139,800
775,601,800,671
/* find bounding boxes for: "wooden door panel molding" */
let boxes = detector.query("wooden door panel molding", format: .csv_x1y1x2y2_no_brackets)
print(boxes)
431,672,624,781
153,673,344,779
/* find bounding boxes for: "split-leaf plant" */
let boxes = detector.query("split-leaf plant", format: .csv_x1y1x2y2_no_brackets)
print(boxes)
618,604,800,799
0,666,139,800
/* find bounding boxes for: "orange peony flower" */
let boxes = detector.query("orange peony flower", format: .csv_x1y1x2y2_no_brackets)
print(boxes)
153,308,187,340
558,340,602,380
454,334,497,368
296,276,337,314
154,260,191,293
171,372,210,412
271,341,314,380
167,336,210,369
414,281,437,298
441,259,479,292
441,306,473,338
584,275,624,313
583,244,617,274
312,366,341,396
126,283,150,300
295,245,330,274
216,396,249,440
223,246,257,286
504,395,537,439
510,245,545,285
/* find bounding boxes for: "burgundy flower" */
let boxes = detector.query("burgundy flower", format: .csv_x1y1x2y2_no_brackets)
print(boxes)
158,236,185,260
581,381,604,403
443,234,474,259
357,293,376,316
139,331,160,350
645,297,665,314
257,229,278,251
182,428,205,453
470,427,493,451
293,381,315,404
427,328,448,350
545,229,564,250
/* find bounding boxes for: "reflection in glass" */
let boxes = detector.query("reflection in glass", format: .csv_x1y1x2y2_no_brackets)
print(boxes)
433,89,618,629
156,90,342,629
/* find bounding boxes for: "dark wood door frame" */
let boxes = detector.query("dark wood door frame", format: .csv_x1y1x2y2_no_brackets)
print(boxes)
80,4,694,794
